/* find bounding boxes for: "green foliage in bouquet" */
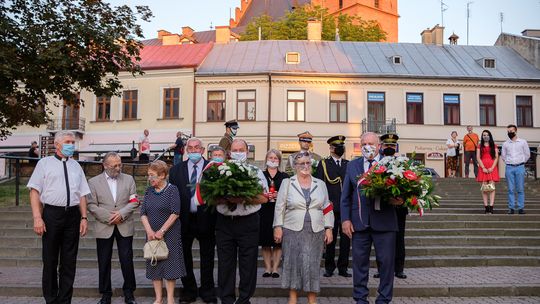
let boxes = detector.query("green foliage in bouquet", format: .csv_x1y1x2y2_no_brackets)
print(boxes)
199,161,263,206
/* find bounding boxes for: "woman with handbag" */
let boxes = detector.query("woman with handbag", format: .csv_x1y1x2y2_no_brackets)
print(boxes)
273,152,334,304
446,131,460,178
141,160,186,304
476,130,500,214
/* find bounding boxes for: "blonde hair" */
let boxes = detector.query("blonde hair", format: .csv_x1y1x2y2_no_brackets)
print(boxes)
265,149,282,165
148,160,169,178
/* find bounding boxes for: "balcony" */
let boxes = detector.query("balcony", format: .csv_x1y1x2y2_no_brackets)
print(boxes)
46,118,86,133
361,118,396,134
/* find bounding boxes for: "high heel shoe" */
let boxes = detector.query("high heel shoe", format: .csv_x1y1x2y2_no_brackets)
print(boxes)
489,206,494,214
484,206,489,214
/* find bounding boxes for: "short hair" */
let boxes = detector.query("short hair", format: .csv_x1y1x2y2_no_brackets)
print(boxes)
186,137,202,147
210,145,225,154
293,151,312,165
507,124,517,130
360,132,379,144
103,152,121,164
148,160,169,177
451,131,458,136
31,141,37,145
467,125,473,128
54,131,75,144
265,149,283,164
231,138,249,150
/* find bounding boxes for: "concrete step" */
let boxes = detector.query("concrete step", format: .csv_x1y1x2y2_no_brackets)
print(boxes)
406,220,540,229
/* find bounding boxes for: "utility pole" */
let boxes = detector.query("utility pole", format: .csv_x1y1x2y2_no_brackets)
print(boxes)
440,0,448,27
467,1,473,45
499,12,504,34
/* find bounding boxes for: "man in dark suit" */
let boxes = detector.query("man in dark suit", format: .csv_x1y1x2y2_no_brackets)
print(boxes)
316,135,351,278
169,137,217,304
341,132,398,304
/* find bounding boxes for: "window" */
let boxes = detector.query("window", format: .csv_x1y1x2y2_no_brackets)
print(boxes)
516,96,533,127
443,94,460,125
287,90,305,121
367,92,385,125
339,0,343,9
237,90,256,121
96,96,111,121
374,0,380,8
207,91,226,122
392,56,402,65
406,93,424,124
286,52,300,64
163,88,180,118
122,90,138,120
483,58,496,69
329,91,347,122
479,95,496,126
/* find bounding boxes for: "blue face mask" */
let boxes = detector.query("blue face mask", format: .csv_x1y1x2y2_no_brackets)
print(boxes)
212,157,224,163
188,153,202,163
61,144,75,157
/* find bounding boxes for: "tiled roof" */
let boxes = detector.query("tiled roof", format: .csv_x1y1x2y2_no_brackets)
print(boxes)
196,40,540,81
236,0,311,28
138,44,213,70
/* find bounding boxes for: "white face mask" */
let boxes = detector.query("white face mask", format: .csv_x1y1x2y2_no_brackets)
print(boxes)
362,144,377,160
231,128,238,136
230,152,247,162
266,161,279,168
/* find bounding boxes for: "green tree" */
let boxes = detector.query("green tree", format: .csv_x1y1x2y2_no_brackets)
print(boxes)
240,5,386,42
0,0,152,139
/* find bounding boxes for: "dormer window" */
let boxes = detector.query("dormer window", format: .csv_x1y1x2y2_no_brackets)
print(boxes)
483,58,496,69
286,52,300,64
391,55,402,65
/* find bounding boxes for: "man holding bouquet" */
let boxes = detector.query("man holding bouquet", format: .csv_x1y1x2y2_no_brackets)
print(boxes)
341,132,398,304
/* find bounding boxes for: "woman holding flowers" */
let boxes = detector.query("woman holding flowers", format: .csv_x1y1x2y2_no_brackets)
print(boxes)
273,152,334,304
476,130,500,214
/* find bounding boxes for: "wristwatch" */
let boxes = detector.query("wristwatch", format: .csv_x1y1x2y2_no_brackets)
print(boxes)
81,217,88,221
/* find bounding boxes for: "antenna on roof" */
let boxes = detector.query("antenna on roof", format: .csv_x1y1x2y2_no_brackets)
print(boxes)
440,0,448,27
466,1,473,45
210,22,214,30
499,12,504,34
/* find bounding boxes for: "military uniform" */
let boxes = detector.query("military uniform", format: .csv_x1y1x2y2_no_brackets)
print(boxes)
286,131,322,172
218,120,239,156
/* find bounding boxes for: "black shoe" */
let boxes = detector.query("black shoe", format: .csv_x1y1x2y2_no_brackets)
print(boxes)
518,209,526,214
262,272,272,278
373,272,380,279
98,297,112,304
203,299,218,304
395,272,407,279
271,272,280,278
489,206,494,214
338,271,352,278
323,270,333,277
508,209,515,214
179,298,197,304
484,206,489,214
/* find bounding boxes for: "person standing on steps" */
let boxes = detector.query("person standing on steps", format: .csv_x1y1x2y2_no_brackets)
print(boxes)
501,124,530,215
139,129,151,163
445,131,460,178
476,130,500,214
286,131,322,173
463,126,479,178
218,120,239,158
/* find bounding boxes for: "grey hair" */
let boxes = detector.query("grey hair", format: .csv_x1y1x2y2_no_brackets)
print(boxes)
265,149,282,164
54,131,75,144
231,138,249,150
360,132,379,144
293,151,312,165
103,151,121,164
186,137,203,147
209,145,225,154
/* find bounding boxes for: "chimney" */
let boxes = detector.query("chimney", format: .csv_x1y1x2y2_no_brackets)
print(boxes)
307,18,322,42
162,34,181,45
215,26,231,44
157,29,171,40
521,29,540,38
182,26,195,37
448,32,459,45
421,28,432,44
421,24,444,46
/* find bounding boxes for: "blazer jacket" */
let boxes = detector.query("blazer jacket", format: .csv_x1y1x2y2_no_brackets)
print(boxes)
169,159,216,236
87,172,139,239
273,176,334,233
340,157,398,232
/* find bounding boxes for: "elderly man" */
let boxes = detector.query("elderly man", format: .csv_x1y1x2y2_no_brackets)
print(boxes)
209,146,226,163
215,138,268,304
88,152,139,304
27,131,91,304
169,138,217,304
341,132,398,304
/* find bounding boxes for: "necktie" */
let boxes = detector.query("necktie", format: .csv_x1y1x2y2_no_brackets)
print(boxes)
336,160,341,167
367,159,374,169
190,165,197,197
62,160,71,207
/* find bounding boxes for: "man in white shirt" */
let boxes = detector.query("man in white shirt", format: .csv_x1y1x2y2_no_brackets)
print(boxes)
27,131,90,304
501,124,530,214
87,152,139,304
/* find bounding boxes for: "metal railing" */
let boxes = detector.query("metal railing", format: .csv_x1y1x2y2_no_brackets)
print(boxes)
361,118,397,134
47,118,86,132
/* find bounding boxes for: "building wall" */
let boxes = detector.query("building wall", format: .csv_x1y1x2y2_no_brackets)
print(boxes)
495,33,540,70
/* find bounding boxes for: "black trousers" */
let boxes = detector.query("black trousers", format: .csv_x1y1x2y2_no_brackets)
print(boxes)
96,226,136,299
394,208,408,273
463,151,478,177
180,213,217,302
215,212,259,304
324,212,350,273
42,205,81,304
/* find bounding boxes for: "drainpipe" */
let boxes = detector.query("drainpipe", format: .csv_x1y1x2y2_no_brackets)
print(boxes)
192,70,197,136
266,73,272,151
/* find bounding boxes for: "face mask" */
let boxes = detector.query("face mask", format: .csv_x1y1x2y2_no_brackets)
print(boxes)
188,152,202,163
148,175,159,183
61,144,75,157
382,147,396,156
230,152,247,162
482,135,490,142
334,145,345,157
266,161,279,168
105,168,120,178
212,157,224,163
231,128,238,136
508,132,516,139
361,144,376,159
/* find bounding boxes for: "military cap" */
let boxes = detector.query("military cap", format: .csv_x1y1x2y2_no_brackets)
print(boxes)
297,131,313,143
380,133,399,145
327,135,346,146
224,119,239,129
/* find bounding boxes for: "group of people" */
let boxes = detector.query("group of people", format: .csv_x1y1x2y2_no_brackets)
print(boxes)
446,125,531,214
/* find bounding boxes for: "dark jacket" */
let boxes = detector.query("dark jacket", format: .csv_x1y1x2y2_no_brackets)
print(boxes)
315,157,348,214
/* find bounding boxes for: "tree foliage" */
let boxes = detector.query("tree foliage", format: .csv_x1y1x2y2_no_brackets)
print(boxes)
240,5,386,42
0,0,153,139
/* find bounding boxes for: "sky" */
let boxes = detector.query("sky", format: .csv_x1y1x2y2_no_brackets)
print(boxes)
106,0,540,45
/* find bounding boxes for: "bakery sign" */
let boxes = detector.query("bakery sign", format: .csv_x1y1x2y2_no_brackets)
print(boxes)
427,151,444,160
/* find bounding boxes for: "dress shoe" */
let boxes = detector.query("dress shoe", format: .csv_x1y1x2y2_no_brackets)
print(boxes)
518,209,526,214
271,272,280,278
323,270,333,277
262,272,272,278
97,297,111,304
179,298,196,304
373,272,380,279
338,271,352,278
507,209,515,214
395,272,407,279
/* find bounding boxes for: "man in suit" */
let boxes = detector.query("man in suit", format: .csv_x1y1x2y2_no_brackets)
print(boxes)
169,137,217,304
341,132,398,304
316,135,351,278
87,152,139,304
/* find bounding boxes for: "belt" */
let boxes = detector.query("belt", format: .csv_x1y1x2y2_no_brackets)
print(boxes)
507,163,525,167
218,212,257,220
44,204,79,210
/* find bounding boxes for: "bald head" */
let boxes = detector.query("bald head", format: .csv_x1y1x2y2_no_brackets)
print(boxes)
231,138,248,152
361,132,379,146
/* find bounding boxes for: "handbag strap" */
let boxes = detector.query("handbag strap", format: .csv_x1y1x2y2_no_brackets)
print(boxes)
466,134,477,149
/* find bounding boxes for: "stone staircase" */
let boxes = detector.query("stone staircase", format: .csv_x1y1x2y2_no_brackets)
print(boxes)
0,178,539,297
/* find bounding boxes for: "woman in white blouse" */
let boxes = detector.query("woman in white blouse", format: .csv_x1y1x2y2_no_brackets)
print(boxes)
446,131,460,178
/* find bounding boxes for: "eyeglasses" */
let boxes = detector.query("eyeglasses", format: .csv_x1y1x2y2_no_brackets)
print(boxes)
295,162,311,167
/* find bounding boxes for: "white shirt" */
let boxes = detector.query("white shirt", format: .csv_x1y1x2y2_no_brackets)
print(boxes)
446,138,459,157
139,135,150,154
27,156,91,207
216,163,269,216
188,159,205,213
331,156,342,166
363,156,380,172
105,172,117,202
501,138,530,165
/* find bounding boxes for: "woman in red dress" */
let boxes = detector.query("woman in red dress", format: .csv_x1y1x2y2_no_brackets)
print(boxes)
476,130,500,214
